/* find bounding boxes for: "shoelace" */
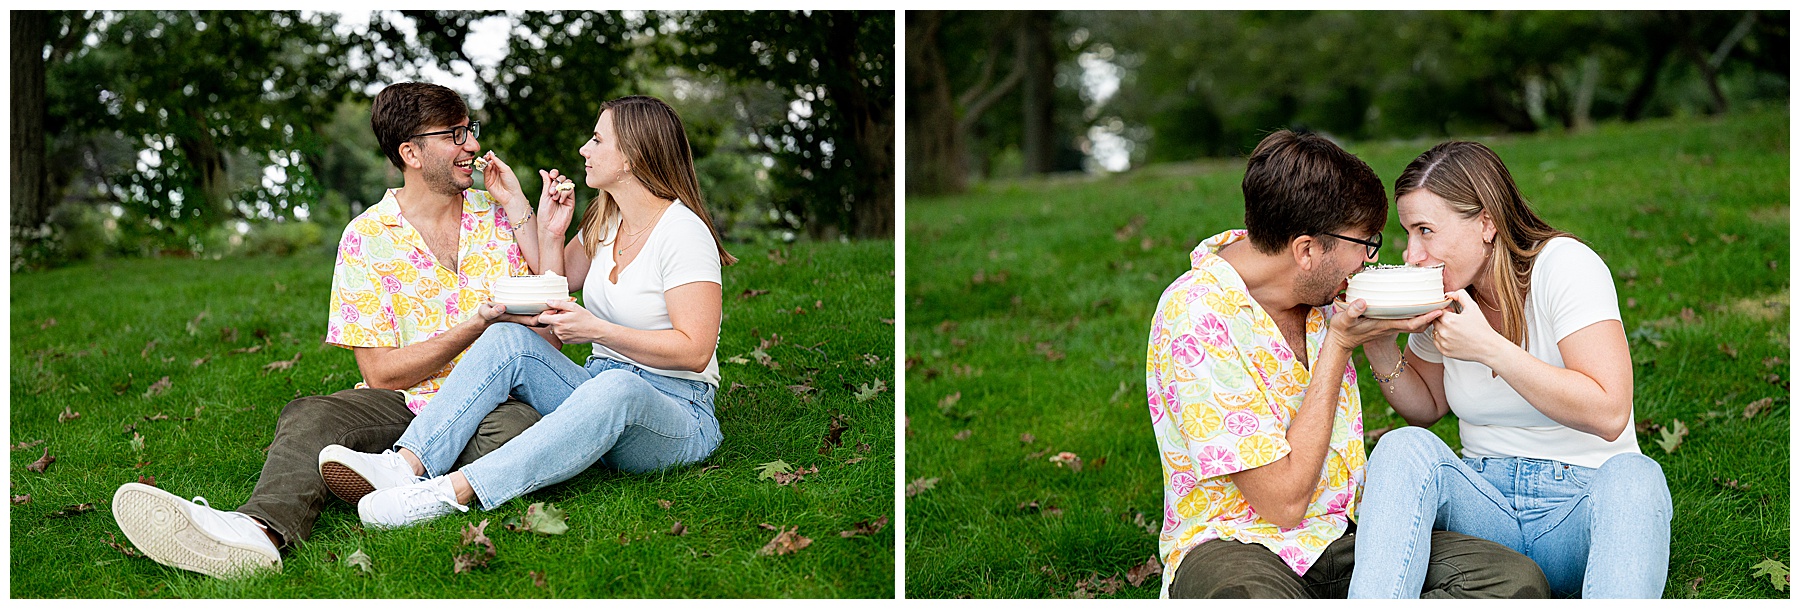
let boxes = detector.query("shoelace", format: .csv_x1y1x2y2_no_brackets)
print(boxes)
405,486,468,518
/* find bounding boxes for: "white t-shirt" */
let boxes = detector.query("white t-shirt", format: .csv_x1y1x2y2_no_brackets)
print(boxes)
1407,237,1639,469
577,200,722,386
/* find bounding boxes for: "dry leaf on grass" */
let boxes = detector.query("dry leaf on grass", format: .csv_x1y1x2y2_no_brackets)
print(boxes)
263,352,302,374
1125,556,1164,586
953,430,972,441
1655,420,1689,454
839,516,890,538
453,520,496,573
26,447,55,472
656,499,672,510
668,522,688,536
1049,451,1084,471
738,289,770,300
50,502,95,517
143,377,171,398
905,477,940,498
58,406,80,423
854,379,887,402
40,317,56,329
105,533,142,557
756,460,793,480
502,502,568,535
12,494,30,505
344,549,373,573
129,433,145,452
1744,397,1773,418
817,413,850,454
772,465,819,486
12,439,46,451
140,340,158,358
136,475,157,488
757,525,811,556
1750,558,1789,592
529,571,547,588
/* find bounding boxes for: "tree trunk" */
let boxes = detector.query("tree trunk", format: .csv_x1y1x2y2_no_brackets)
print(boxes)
905,10,966,196
1622,37,1670,121
178,107,232,221
824,11,893,239
12,12,50,232
1018,11,1056,175
1571,55,1599,131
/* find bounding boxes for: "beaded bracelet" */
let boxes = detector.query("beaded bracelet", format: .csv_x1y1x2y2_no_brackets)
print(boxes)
1374,356,1407,384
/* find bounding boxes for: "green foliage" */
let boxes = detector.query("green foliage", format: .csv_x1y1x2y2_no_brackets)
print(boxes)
904,108,1787,598
10,239,894,598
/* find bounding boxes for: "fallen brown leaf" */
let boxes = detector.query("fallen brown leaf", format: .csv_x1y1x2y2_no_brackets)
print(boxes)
668,521,688,536
1020,433,1036,444
137,475,157,488
856,442,871,453
143,377,171,398
657,499,672,510
105,533,142,558
50,502,94,517
1744,397,1773,419
140,340,158,358
838,515,890,538
771,465,820,486
938,392,961,411
263,352,302,374
738,289,770,300
905,477,940,498
529,571,547,588
58,406,80,423
11,439,46,451
453,519,496,573
11,494,30,505
757,525,812,556
191,356,211,368
1125,556,1164,587
1049,451,1083,472
953,429,972,441
144,413,169,422
232,344,263,355
26,447,54,472
40,317,56,329
818,412,850,455
844,457,865,464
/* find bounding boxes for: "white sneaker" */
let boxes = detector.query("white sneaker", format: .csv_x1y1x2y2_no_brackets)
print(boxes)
111,482,281,579
357,476,468,529
319,445,420,505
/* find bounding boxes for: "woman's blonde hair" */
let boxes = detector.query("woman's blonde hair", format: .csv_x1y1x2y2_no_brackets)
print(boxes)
1395,141,1574,348
578,95,737,265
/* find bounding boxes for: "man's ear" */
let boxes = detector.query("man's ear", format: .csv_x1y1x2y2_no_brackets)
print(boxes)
399,141,424,171
1291,235,1320,271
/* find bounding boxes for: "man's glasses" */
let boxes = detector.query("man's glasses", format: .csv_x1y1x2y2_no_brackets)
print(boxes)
408,121,480,145
1323,231,1382,259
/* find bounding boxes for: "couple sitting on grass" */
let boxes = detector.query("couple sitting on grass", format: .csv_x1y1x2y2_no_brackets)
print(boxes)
110,81,736,578
1146,131,1672,598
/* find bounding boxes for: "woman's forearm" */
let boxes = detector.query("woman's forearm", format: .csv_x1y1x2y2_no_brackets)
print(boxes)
1486,346,1632,441
1364,340,1445,427
594,326,714,373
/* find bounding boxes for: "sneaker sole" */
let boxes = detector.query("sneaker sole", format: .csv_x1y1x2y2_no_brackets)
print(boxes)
319,460,378,505
111,483,280,579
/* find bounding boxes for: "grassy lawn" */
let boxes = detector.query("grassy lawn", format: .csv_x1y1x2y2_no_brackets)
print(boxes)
10,239,895,598
903,107,1789,598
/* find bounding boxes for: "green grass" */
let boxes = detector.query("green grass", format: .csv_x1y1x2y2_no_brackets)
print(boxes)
10,240,895,598
903,108,1789,598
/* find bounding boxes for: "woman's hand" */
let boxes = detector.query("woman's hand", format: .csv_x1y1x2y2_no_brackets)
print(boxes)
1429,289,1510,364
536,169,579,238
1328,298,1443,352
535,299,606,344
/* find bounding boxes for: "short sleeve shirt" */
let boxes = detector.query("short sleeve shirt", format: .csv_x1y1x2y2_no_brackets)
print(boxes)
1407,237,1638,468
325,188,528,413
1146,230,1366,595
577,201,724,386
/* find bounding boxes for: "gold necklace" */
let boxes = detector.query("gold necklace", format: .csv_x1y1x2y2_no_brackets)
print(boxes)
614,204,670,255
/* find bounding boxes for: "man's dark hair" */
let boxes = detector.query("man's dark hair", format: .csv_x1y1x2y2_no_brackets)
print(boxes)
370,82,469,171
1241,130,1387,255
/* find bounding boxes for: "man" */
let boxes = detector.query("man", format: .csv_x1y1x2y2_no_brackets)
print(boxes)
111,82,555,579
1145,130,1549,598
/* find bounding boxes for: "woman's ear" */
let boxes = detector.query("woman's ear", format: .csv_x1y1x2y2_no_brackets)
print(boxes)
1480,210,1497,244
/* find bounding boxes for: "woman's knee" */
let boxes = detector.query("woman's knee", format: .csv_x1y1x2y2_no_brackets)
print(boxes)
1591,453,1671,514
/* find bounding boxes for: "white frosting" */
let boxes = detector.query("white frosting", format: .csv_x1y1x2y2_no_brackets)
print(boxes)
554,181,575,192
1347,265,1444,306
471,156,489,171
492,272,569,304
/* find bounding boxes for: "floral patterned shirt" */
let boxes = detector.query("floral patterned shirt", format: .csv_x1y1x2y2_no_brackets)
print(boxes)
1146,229,1365,596
326,188,527,413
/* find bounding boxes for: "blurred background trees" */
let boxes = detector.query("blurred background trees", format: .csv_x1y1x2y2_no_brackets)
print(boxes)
11,9,894,270
905,10,1788,196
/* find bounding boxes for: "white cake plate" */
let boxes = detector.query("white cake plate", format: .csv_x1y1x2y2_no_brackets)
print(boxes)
1337,297,1453,319
500,303,550,315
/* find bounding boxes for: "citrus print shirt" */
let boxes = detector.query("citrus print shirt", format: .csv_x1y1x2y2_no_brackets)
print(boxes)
1145,229,1366,596
326,188,528,414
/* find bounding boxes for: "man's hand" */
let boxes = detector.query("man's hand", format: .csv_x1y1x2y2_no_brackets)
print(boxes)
1327,298,1443,352
475,302,547,327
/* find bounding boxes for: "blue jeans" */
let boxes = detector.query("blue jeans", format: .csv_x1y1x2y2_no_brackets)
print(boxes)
1348,427,1671,598
394,323,721,511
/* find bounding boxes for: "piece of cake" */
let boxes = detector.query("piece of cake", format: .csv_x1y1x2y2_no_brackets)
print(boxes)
554,180,575,193
492,272,570,309
471,156,489,172
1346,265,1445,306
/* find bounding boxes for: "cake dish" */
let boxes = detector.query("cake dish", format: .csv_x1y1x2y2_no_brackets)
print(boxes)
1347,264,1446,307
492,273,570,314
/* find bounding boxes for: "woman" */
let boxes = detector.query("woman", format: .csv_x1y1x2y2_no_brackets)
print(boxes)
319,95,737,527
1345,141,1670,598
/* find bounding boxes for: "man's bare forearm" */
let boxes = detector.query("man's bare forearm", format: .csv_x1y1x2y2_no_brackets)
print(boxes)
357,317,491,390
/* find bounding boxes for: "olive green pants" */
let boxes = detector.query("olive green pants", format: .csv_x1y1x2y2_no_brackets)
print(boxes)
1170,528,1550,598
235,388,539,548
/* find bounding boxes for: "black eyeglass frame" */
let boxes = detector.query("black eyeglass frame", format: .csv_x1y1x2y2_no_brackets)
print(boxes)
1322,231,1382,259
407,120,481,145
